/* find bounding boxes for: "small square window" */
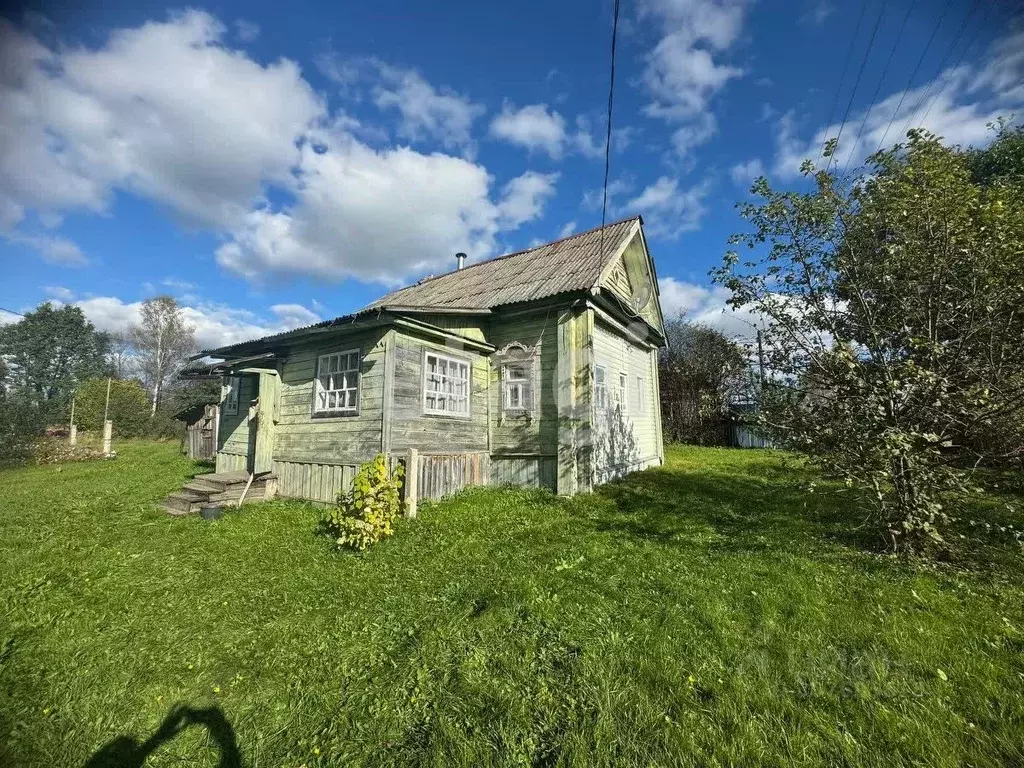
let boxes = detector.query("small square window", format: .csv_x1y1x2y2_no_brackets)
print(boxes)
314,349,360,415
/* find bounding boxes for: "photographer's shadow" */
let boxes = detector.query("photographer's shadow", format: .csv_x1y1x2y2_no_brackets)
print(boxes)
84,704,241,768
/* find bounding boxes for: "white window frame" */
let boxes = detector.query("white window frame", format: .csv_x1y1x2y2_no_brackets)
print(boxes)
313,348,361,416
616,372,628,413
635,375,646,414
502,362,532,415
594,365,608,410
422,349,471,418
222,376,240,416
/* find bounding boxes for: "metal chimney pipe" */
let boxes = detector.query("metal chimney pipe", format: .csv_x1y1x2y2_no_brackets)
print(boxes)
455,252,467,270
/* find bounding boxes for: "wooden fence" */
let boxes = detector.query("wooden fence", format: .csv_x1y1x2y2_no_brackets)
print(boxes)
185,405,218,461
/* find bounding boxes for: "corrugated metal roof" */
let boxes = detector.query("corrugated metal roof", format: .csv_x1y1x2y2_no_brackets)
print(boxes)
200,216,641,356
364,216,640,311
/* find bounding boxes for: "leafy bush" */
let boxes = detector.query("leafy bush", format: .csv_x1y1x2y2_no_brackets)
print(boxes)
324,455,405,551
75,378,151,435
0,396,45,465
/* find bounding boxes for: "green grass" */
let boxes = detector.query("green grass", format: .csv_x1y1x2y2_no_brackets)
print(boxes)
2,443,1024,767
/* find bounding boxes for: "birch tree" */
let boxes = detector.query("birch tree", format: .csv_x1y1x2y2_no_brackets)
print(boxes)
128,297,196,415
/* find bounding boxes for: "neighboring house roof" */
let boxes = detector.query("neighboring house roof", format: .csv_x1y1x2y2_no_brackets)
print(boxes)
365,216,641,311
200,216,644,357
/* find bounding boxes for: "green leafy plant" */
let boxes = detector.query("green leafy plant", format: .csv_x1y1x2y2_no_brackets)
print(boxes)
324,454,405,550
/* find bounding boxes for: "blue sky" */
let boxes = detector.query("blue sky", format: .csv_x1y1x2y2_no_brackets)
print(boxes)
2,0,1021,347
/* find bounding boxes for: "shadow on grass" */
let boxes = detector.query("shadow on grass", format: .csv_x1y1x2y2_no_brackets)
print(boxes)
588,461,882,555
84,705,240,768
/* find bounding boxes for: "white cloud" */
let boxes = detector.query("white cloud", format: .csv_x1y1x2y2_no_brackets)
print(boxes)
773,28,1024,179
637,0,749,157
75,295,322,350
215,134,554,283
372,63,484,153
659,276,761,340
43,285,75,301
0,13,324,240
5,232,87,265
802,0,834,26
625,176,710,239
489,103,567,158
497,172,559,228
730,157,764,186
558,220,578,238
234,19,260,41
1,14,556,283
0,310,21,326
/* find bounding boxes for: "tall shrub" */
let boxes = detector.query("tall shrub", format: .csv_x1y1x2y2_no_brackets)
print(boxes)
324,455,405,551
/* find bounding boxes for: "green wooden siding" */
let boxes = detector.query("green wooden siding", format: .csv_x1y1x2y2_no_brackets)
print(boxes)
272,328,388,465
389,332,489,454
487,310,560,458
589,318,661,482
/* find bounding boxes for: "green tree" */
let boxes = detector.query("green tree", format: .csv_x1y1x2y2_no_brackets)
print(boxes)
74,378,151,435
714,129,1024,554
0,303,111,421
659,317,748,444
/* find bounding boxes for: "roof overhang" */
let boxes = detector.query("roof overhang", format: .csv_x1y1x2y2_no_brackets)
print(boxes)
180,352,279,378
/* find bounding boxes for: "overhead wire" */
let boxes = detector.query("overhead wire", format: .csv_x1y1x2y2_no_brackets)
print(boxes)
897,0,982,139
839,0,918,180
816,1,868,166
824,0,887,174
915,0,993,131
598,0,622,262
870,0,953,157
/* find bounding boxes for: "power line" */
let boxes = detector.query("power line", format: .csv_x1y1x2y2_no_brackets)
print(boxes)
840,0,918,180
816,0,868,165
898,0,982,138
871,0,952,157
0,307,25,318
598,0,622,259
824,0,887,174
915,0,991,131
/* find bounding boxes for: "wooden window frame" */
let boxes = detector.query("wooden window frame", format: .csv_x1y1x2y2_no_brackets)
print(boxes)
422,348,472,418
312,348,361,418
635,375,646,414
494,342,538,420
594,365,608,411
616,371,628,414
222,376,240,416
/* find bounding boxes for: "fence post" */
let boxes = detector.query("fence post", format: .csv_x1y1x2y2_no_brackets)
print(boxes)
405,448,418,519
69,424,77,447
102,420,112,456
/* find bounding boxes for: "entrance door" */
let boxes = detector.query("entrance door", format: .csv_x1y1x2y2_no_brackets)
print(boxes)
251,370,279,475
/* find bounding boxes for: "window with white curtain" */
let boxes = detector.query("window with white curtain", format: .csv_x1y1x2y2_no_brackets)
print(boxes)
423,350,470,416
313,349,360,415
222,376,240,416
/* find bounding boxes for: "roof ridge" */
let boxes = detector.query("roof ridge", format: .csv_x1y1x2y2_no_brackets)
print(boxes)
393,214,640,292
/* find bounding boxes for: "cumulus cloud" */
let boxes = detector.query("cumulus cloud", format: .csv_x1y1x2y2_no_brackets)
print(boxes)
74,295,322,350
625,177,710,239
43,285,76,301
489,103,567,158
659,276,761,340
773,27,1024,178
371,63,484,152
730,157,764,186
497,172,559,229
637,0,749,157
0,13,556,282
5,232,87,264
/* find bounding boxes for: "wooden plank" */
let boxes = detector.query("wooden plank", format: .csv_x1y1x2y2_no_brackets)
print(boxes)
381,329,396,455
556,309,577,495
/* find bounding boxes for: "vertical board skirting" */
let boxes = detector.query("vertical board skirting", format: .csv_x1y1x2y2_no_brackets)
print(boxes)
273,459,359,502
216,451,247,474
417,453,489,500
490,456,557,491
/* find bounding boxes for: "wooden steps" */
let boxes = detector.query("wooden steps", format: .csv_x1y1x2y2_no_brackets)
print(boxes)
161,471,275,516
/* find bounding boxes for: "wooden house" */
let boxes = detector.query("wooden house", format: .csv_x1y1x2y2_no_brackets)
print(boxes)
191,216,666,504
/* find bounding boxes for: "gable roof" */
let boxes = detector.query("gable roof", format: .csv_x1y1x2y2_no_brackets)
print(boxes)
200,216,647,357
364,216,642,312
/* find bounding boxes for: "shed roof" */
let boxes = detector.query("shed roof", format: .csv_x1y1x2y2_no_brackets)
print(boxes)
365,216,641,311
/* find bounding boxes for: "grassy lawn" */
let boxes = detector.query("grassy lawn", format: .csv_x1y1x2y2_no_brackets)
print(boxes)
2,443,1024,767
